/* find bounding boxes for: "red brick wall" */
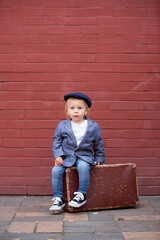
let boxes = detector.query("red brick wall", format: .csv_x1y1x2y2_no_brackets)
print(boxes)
0,0,160,195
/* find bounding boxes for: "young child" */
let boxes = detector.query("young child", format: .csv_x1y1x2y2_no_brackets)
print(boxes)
49,92,105,212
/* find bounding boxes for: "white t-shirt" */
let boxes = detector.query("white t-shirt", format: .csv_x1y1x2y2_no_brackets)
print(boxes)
71,120,88,146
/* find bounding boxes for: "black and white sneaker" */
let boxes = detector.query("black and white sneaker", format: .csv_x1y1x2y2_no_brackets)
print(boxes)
49,197,65,212
69,192,87,208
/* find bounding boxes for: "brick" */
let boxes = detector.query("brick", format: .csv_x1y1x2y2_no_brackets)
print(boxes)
8,158,41,167
100,120,143,129
28,17,62,25
143,120,160,129
4,139,51,148
0,54,27,63
30,33,97,44
1,129,22,139
103,130,158,139
22,129,53,139
0,35,28,44
81,63,114,72
23,167,51,177
98,35,160,45
110,101,143,110
28,186,53,195
0,158,8,167
131,54,160,63
27,44,81,54
115,64,160,73
24,110,65,119
64,17,96,26
16,212,49,217
10,177,51,186
0,110,24,120
113,8,146,17
139,186,160,195
115,215,160,221
107,158,160,167
8,222,35,233
126,0,160,8
12,63,80,73
107,139,160,148
0,17,28,26
138,167,160,176
97,16,160,26
6,120,41,128
138,177,160,186
0,120,6,128
146,9,160,17
36,221,63,233
108,148,159,158
0,186,27,195
122,232,160,240
81,26,160,35
64,212,88,221
0,177,11,186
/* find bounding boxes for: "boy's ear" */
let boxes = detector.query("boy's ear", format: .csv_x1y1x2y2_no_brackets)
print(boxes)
85,108,89,115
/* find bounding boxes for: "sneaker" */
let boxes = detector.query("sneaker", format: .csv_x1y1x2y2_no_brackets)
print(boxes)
69,192,87,208
49,197,65,211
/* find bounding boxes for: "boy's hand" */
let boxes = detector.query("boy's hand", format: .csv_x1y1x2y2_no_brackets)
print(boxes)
55,157,64,166
95,161,101,165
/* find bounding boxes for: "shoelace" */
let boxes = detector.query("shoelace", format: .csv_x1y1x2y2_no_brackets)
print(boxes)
52,197,62,205
73,192,84,201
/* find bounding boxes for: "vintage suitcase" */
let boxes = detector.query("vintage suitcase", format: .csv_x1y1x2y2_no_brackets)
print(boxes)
64,163,139,212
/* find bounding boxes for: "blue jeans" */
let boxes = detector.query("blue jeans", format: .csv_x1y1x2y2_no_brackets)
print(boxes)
51,158,91,198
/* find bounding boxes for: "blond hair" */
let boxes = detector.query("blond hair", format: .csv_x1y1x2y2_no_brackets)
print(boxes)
65,97,89,113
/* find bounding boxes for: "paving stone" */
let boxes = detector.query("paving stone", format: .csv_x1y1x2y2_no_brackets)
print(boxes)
16,212,51,217
0,234,4,240
122,232,160,240
0,212,15,222
64,220,117,228
0,196,24,206
36,221,63,233
114,215,160,221
145,220,160,231
2,233,62,240
64,221,119,233
95,232,124,240
17,205,41,212
88,211,114,221
22,196,51,204
8,222,36,233
64,233,93,240
0,196,159,240
117,220,149,232
14,216,63,222
112,202,155,216
64,212,88,221
0,221,10,233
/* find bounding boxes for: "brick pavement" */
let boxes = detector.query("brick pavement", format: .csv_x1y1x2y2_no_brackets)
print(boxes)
0,196,159,240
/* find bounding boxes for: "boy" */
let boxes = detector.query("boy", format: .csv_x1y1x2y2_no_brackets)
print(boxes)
50,92,105,212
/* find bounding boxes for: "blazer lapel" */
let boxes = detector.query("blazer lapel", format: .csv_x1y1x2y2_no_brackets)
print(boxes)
65,118,77,147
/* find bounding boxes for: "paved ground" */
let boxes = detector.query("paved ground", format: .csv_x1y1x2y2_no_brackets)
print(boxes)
0,195,159,240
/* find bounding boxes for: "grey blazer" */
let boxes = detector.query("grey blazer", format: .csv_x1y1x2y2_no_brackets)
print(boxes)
52,117,105,167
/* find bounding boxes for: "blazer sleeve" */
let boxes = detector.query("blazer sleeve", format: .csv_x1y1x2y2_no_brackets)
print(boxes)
93,123,105,163
52,122,65,159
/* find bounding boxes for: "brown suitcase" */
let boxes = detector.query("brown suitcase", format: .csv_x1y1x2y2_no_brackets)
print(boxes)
64,163,139,212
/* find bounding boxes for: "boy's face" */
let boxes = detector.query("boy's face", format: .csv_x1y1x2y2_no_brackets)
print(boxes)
67,98,88,124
